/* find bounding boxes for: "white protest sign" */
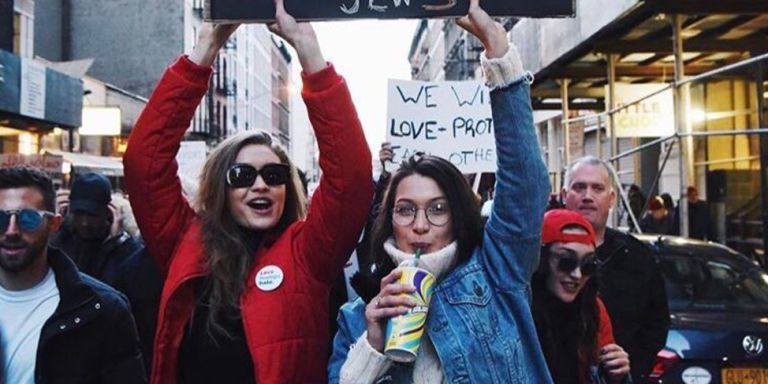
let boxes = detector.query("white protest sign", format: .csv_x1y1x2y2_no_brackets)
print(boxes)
613,83,675,138
176,141,207,191
386,79,496,174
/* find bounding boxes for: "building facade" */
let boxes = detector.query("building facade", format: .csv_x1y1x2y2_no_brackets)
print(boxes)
408,1,768,256
0,0,82,160
34,0,289,150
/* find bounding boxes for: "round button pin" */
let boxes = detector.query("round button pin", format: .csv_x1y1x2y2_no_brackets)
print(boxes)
256,265,284,292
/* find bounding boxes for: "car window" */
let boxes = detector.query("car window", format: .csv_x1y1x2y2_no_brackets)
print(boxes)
659,254,768,311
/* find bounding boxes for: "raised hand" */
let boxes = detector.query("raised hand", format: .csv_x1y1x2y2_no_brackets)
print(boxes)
455,0,509,59
379,142,394,172
189,23,240,67
268,0,326,73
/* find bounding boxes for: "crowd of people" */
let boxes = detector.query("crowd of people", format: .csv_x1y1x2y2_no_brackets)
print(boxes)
631,185,712,240
0,1,672,383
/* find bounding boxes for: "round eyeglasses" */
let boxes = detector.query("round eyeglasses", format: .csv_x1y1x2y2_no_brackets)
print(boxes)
392,202,451,227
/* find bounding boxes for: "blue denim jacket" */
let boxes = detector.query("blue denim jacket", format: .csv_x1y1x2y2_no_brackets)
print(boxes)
329,76,553,384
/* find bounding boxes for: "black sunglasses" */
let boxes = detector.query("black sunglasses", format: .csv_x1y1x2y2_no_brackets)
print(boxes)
0,209,54,232
552,252,599,276
226,163,291,188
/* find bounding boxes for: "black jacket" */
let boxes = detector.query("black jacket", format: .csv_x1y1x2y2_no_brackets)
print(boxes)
34,249,146,383
639,213,676,236
51,227,143,287
112,248,162,374
597,228,670,383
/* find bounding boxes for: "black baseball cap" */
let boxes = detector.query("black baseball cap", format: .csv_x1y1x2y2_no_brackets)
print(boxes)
69,173,112,215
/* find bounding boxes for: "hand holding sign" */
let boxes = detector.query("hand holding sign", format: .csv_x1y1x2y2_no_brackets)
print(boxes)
189,23,240,67
456,0,508,59
206,0,573,23
268,0,326,74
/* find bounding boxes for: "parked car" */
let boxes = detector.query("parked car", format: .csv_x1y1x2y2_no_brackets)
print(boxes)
636,235,768,384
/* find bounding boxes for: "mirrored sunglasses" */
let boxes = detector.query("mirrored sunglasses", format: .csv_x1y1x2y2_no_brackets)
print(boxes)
0,209,54,232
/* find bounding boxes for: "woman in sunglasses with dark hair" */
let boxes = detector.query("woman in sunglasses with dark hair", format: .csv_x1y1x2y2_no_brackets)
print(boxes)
533,209,631,384
122,1,373,383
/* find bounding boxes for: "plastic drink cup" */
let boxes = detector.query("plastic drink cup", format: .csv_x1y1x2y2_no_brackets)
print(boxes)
384,265,436,363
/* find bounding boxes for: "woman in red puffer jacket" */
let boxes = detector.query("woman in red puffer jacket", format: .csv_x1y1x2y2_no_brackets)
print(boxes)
123,2,373,383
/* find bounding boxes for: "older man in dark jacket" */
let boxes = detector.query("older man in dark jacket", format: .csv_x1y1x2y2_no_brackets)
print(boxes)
0,166,145,383
562,156,670,382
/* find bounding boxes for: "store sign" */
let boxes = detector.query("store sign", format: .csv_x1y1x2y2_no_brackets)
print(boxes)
206,0,574,22
0,153,63,174
20,59,46,120
80,107,121,136
613,83,675,138
0,51,83,128
387,79,496,174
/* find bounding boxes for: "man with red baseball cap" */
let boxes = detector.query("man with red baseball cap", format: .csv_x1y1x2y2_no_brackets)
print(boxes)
640,196,675,235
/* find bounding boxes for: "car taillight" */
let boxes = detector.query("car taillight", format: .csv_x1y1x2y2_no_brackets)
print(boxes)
648,349,681,383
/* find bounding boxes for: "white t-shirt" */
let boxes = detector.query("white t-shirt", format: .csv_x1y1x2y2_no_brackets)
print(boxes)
0,268,60,384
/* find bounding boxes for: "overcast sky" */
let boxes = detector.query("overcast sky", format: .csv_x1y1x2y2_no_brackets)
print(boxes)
292,20,419,151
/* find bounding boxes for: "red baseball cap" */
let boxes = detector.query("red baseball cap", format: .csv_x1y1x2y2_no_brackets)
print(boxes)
648,196,664,211
542,209,596,246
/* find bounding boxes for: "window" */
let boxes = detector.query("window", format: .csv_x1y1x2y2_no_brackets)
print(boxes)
12,10,33,58
660,253,768,312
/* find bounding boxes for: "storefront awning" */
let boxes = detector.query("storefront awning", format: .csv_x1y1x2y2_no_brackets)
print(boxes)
45,149,123,177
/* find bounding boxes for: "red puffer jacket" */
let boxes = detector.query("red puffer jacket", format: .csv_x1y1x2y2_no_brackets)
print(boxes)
124,55,373,384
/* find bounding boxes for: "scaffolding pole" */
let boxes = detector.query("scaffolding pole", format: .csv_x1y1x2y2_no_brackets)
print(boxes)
607,54,618,227
673,14,692,238
757,54,768,256
596,115,603,159
561,79,571,165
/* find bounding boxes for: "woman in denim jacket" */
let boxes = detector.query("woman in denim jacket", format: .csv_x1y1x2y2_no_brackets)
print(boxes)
328,1,552,382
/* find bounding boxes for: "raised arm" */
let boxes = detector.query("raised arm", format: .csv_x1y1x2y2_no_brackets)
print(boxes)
457,0,550,290
123,24,238,275
269,1,374,284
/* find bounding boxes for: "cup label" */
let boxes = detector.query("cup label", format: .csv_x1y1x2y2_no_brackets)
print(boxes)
384,267,436,362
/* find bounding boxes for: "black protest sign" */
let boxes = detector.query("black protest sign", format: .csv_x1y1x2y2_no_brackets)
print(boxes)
205,0,574,23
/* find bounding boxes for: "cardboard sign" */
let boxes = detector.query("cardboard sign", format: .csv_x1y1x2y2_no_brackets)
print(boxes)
386,79,496,174
205,0,574,22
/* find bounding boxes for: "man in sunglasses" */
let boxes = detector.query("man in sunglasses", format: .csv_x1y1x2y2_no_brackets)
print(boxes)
562,156,670,383
0,166,146,383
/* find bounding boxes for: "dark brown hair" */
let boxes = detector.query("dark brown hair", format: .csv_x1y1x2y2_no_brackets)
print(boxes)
0,166,56,212
196,131,306,337
532,243,600,381
366,154,483,287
